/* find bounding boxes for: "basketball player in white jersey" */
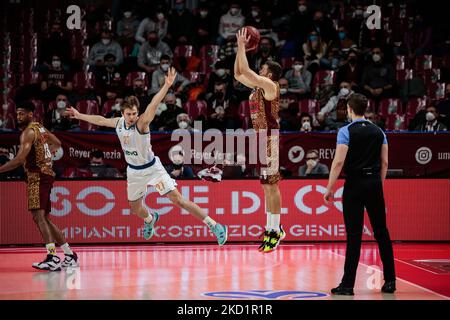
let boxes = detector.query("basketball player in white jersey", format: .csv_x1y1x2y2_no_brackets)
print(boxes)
66,68,227,245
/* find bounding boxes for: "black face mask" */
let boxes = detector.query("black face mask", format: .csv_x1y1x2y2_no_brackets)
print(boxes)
51,32,61,38
148,39,158,46
215,91,224,100
134,87,144,95
173,163,183,169
260,46,270,53
166,103,176,109
348,57,357,64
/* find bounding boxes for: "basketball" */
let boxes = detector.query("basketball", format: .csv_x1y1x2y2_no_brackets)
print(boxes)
243,26,260,52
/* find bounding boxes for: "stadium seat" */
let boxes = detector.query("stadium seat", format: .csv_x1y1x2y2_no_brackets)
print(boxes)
415,55,435,72
101,99,115,117
367,99,377,113
385,114,408,131
30,99,45,124
183,100,208,121
298,99,319,115
73,72,95,91
125,71,149,87
312,70,336,95
427,82,446,101
76,100,99,130
281,57,295,71
378,98,403,117
405,98,427,119
199,45,219,73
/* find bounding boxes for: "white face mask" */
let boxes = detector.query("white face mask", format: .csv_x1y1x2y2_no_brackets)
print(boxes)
302,121,311,130
355,9,363,17
298,5,307,12
157,13,164,21
52,60,61,68
426,112,436,122
372,54,381,63
251,10,259,18
230,8,239,15
307,159,318,167
123,11,132,18
161,64,170,72
57,101,66,109
178,121,189,129
293,64,303,71
102,38,111,45
112,103,121,111
2,104,8,111
280,88,288,95
339,88,350,96
155,103,167,116
363,11,371,18
200,11,208,18
215,69,226,77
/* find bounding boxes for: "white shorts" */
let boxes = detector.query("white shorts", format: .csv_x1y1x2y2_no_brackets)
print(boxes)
126,157,178,201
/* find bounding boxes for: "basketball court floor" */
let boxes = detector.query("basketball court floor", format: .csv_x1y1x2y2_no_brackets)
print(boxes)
0,243,449,300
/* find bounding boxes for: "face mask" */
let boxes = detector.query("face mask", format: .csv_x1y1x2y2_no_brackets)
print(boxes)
200,11,208,18
102,39,111,45
148,38,158,46
112,103,121,111
134,87,144,95
372,54,381,63
338,32,346,40
52,60,61,68
298,5,307,12
230,8,239,15
178,121,188,129
166,103,176,109
251,10,259,18
293,64,303,71
215,69,226,77
175,4,185,12
215,91,224,100
123,11,132,18
161,64,169,71
157,13,164,20
307,159,318,167
280,88,288,95
339,88,350,96
260,46,270,53
348,57,357,64
363,11,371,18
309,35,318,42
155,104,167,116
2,104,8,111
426,112,436,122
302,121,311,130
51,32,61,38
355,9,363,17
57,101,66,109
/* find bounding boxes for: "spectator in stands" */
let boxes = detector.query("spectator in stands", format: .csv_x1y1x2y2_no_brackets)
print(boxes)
298,149,329,177
135,11,169,44
404,14,433,61
218,2,245,45
105,97,123,119
156,93,185,131
93,53,124,92
279,78,298,110
51,94,79,131
335,26,355,50
250,37,278,72
166,152,195,179
138,31,173,74
299,112,314,133
246,3,272,32
303,31,328,75
284,58,312,98
37,22,71,72
336,49,363,91
207,81,240,130
364,110,385,130
150,55,190,97
222,153,257,178
116,7,140,47
436,84,450,128
414,105,448,132
206,60,234,100
87,150,122,178
317,81,353,130
176,113,199,133
167,0,196,46
130,78,151,114
193,3,218,49
40,55,73,102
311,10,337,45
290,0,313,44
361,47,396,100
349,3,384,52
87,30,123,69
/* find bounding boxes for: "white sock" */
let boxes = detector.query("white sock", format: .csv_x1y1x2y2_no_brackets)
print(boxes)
203,216,217,229
265,212,272,230
269,213,280,232
144,211,153,223
46,243,56,255
61,243,73,255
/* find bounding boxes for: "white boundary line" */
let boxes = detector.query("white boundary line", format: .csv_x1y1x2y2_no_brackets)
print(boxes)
394,259,441,275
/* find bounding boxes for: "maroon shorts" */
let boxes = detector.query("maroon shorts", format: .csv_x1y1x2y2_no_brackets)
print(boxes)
26,173,54,213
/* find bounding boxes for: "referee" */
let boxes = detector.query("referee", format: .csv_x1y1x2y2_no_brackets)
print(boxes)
324,93,396,296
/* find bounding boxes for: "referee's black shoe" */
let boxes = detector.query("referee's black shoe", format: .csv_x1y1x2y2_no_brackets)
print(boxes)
381,281,396,293
331,284,354,296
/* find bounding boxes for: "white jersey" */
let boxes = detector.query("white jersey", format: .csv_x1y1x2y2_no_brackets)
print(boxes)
115,117,155,168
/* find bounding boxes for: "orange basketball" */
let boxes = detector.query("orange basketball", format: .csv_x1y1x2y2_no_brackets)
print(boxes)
243,26,260,52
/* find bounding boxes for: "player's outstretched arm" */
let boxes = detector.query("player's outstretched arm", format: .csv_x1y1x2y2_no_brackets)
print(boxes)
0,128,34,173
66,107,119,128
234,28,276,98
138,67,176,130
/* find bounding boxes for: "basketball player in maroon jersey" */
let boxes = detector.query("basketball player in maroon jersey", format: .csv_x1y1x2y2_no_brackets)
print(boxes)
0,102,78,271
234,28,285,252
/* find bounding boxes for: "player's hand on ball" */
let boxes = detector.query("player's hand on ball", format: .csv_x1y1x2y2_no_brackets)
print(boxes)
236,28,250,48
65,107,79,119
323,189,334,205
165,67,177,87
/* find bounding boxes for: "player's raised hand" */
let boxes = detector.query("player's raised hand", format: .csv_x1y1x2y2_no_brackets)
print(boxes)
165,67,177,87
236,27,250,48
65,106,80,119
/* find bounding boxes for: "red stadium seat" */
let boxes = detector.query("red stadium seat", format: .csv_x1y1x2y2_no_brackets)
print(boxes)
385,114,408,131
422,68,441,86
298,99,319,115
395,55,406,70
73,72,95,91
102,99,115,117
378,98,403,117
199,45,219,73
312,70,336,95
396,69,414,83
367,99,377,113
182,71,205,84
30,99,45,124
125,71,149,87
238,100,251,130
427,82,446,101
405,98,427,119
281,57,295,71
76,100,99,130
174,45,194,59
415,55,435,72
183,100,207,120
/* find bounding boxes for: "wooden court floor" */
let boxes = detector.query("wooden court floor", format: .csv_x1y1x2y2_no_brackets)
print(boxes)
0,243,449,300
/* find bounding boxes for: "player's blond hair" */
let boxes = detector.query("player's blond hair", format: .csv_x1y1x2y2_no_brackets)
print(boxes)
122,96,140,111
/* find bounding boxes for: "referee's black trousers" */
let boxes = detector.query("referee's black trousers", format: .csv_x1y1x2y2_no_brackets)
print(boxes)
341,174,396,288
